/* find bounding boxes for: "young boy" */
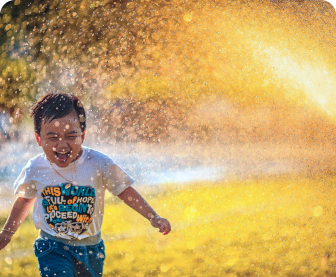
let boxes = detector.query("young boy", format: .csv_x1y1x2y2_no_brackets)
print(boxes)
0,93,171,277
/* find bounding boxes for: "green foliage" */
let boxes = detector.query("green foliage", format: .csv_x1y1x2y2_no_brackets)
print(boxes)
0,57,36,110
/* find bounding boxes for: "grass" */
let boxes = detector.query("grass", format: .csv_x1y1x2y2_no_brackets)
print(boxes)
1,175,336,276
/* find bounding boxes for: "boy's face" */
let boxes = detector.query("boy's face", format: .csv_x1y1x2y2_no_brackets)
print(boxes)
35,111,85,168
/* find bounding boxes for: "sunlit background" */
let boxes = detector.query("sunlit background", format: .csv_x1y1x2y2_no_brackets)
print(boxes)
1,0,336,276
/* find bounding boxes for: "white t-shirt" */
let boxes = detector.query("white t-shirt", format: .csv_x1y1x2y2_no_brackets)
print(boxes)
13,146,134,240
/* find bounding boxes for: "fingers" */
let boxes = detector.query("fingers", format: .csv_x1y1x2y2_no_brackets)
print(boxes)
159,228,170,235
151,216,171,235
158,220,171,235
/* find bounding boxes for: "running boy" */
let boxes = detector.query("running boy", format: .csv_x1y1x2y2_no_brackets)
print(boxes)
0,93,171,277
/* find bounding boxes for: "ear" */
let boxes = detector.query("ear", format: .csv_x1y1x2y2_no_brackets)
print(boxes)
35,132,42,146
81,130,86,142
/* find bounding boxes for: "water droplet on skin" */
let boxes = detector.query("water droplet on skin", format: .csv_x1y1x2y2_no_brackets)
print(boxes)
52,147,56,151
128,197,133,201
54,121,60,127
65,125,70,129
59,138,62,141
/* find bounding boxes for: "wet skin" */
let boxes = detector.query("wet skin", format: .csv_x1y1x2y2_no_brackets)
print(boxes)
35,111,85,168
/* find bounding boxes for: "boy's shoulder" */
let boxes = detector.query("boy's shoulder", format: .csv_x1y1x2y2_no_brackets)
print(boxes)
80,146,115,165
19,153,49,176
27,152,48,168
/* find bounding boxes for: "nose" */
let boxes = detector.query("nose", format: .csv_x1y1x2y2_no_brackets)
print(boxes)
56,138,69,149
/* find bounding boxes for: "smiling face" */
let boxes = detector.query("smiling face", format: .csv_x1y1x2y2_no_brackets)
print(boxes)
35,111,85,168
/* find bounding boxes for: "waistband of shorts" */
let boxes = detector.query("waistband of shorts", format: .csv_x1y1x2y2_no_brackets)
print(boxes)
39,230,102,246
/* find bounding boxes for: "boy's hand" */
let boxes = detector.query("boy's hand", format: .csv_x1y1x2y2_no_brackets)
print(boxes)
0,197,35,252
150,215,171,235
118,187,171,235
0,231,13,251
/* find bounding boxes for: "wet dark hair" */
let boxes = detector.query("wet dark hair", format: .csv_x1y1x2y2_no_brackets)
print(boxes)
30,93,86,135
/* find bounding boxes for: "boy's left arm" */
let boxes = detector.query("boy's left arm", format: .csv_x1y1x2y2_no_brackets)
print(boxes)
118,187,171,235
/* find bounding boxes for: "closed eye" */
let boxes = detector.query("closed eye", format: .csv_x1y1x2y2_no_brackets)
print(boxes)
67,135,79,139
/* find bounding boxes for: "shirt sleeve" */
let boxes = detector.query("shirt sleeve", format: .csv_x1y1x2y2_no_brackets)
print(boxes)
104,163,134,196
13,160,37,199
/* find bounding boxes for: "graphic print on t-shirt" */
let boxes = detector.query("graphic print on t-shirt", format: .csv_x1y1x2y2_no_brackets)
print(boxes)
41,183,95,238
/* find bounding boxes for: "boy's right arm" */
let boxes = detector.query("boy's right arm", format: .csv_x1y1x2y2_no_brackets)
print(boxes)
0,197,36,251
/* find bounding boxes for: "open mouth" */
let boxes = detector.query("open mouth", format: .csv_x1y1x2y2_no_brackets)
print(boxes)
54,151,72,163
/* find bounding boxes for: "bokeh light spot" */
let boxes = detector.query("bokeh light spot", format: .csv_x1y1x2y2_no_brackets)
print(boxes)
160,264,170,273
125,253,134,262
313,206,323,217
184,207,200,220
5,257,12,265
187,241,197,250
183,14,193,22
226,258,238,267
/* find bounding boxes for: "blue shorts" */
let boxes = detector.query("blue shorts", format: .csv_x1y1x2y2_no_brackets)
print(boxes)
33,238,105,277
